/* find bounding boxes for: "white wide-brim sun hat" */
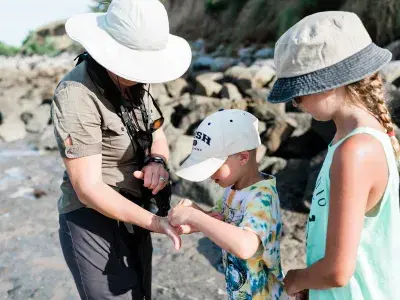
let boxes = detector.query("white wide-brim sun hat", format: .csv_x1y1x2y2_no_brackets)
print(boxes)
65,0,192,84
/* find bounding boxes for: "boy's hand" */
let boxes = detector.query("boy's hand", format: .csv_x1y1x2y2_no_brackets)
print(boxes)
168,206,195,228
177,198,195,208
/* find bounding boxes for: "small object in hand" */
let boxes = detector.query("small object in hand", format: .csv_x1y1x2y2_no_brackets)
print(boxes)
159,176,166,182
295,290,308,300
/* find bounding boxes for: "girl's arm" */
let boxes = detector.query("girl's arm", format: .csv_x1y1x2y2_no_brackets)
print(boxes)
284,134,387,294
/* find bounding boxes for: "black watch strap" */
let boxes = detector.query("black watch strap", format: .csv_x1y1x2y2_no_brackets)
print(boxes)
145,156,169,171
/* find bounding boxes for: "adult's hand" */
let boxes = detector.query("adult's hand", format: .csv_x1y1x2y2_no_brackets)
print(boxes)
154,216,182,250
134,162,169,195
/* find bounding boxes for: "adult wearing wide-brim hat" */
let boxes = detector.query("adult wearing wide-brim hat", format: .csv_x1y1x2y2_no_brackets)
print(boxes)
52,0,191,298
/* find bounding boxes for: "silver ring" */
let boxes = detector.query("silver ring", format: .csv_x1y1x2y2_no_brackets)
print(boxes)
159,176,167,182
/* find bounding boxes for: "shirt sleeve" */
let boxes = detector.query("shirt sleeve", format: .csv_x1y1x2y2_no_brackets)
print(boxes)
51,83,102,159
239,186,283,273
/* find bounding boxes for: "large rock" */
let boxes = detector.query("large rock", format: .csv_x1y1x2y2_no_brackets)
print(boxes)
381,60,400,84
219,83,242,101
211,57,237,72
253,48,274,59
253,65,276,89
24,104,51,133
386,40,400,61
261,118,297,154
286,112,312,137
311,119,336,144
247,92,286,121
174,178,224,207
196,72,224,82
194,79,223,97
166,78,188,98
150,83,169,100
192,56,215,71
38,125,58,150
225,66,253,93
178,96,232,132
168,134,193,173
258,156,287,174
0,115,27,142
386,84,400,124
275,159,310,211
274,126,328,159
252,59,276,70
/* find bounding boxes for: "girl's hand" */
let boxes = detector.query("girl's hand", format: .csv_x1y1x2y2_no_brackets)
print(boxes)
284,269,302,296
295,290,308,300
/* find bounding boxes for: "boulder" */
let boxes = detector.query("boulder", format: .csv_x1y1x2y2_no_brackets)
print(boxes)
0,115,27,142
225,66,253,92
24,104,51,133
381,60,400,84
219,83,242,101
174,178,224,207
253,65,276,89
194,79,223,97
166,78,188,98
38,125,58,150
211,57,237,72
261,118,297,154
253,48,274,59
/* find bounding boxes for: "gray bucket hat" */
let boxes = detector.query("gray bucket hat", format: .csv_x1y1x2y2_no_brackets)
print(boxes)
267,11,392,103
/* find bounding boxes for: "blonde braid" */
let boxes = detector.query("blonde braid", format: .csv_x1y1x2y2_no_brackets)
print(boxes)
346,73,400,161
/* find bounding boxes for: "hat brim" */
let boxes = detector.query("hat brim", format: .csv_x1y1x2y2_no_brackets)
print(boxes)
176,156,227,182
66,13,192,84
267,43,392,103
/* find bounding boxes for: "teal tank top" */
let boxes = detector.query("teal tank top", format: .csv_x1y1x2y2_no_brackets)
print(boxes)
306,127,400,300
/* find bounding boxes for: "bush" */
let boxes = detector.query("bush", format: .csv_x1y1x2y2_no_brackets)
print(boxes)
21,32,60,57
0,42,19,56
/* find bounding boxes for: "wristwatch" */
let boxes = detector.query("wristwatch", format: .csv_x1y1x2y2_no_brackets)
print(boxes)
144,155,169,171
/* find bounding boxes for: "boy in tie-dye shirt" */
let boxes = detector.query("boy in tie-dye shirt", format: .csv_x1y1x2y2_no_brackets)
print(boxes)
168,109,288,299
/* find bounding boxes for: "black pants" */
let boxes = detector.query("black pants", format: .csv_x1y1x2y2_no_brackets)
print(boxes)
59,208,152,300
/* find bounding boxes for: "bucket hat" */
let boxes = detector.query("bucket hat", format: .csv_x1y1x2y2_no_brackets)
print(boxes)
268,11,392,103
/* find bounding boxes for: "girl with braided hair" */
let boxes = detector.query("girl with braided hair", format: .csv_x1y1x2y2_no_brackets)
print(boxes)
267,11,400,300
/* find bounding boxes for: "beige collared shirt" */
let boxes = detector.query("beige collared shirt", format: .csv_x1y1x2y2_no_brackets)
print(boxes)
51,61,159,213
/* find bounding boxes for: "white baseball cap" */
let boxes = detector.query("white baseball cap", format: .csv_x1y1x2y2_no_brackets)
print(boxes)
176,109,261,182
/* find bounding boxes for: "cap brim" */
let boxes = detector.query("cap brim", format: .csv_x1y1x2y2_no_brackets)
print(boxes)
176,156,227,182
267,43,392,103
66,13,192,83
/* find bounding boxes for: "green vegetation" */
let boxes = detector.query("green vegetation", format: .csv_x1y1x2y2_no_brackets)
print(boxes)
20,32,60,57
0,42,19,57
199,0,400,47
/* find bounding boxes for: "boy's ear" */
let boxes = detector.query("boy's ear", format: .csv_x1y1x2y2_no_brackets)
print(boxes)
239,151,250,166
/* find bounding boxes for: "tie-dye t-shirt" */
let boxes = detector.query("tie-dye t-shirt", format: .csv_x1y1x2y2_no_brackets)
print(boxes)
212,174,288,300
